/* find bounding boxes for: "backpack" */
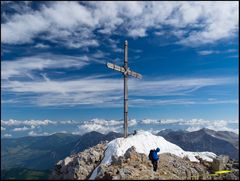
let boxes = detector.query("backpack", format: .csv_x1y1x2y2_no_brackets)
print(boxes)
148,149,154,160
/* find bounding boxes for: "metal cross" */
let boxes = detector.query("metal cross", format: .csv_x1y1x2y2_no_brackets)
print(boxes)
106,40,142,138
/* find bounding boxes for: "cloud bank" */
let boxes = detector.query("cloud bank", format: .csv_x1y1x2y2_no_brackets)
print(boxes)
1,118,238,138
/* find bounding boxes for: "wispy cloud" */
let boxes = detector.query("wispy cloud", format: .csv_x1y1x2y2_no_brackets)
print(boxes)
107,39,124,53
34,43,49,49
2,75,236,107
1,119,56,126
197,50,220,56
12,125,35,132
28,131,50,136
131,77,236,95
227,55,239,59
1,2,238,47
3,134,12,137
129,98,238,107
1,54,89,80
197,49,238,56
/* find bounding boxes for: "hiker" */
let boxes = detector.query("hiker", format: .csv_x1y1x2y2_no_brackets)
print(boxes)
148,147,160,172
133,130,137,135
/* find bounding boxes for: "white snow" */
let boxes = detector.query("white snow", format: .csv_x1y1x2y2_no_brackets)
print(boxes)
89,130,217,179
187,151,217,162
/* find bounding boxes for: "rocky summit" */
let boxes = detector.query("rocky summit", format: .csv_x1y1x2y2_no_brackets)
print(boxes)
50,142,107,180
95,146,239,180
50,131,239,180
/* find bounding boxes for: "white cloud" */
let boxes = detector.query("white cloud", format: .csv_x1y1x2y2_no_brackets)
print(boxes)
28,131,50,136
197,49,238,56
227,55,239,59
129,119,137,127
197,50,220,56
205,126,239,135
3,134,12,137
108,39,124,53
129,98,238,107
1,1,238,46
34,43,49,48
141,119,159,124
139,118,239,135
178,2,238,45
1,2,98,47
72,118,137,135
73,124,120,135
60,120,79,124
186,125,239,135
12,125,35,131
1,119,56,126
128,28,146,38
144,128,160,135
2,11,49,44
2,75,236,107
161,119,184,124
2,118,238,137
154,31,164,36
140,118,239,135
13,126,29,131
186,126,202,132
129,77,236,97
140,118,199,125
178,119,230,127
1,118,137,136
1,54,89,80
1,126,6,131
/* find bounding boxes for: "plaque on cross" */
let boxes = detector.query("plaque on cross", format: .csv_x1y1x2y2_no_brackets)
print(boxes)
106,40,142,138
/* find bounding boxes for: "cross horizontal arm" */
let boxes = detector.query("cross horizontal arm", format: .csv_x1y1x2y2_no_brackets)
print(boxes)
127,70,142,79
106,62,125,73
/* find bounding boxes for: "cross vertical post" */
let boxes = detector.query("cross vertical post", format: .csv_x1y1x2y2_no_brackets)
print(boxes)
106,40,142,138
124,40,128,138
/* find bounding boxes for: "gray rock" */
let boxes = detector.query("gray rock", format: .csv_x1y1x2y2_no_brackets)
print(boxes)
124,146,136,159
212,155,229,172
50,143,107,180
112,155,124,165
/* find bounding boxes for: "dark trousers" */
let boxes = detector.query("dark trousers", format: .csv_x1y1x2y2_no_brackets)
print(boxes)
151,160,158,171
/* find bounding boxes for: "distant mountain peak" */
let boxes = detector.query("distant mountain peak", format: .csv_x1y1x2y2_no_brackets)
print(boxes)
157,128,239,160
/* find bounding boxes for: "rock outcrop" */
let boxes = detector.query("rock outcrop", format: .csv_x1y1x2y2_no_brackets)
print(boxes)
49,142,107,180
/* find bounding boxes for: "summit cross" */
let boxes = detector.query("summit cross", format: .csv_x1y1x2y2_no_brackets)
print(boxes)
106,40,142,138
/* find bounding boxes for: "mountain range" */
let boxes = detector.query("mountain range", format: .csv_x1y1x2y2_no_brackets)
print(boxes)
1,131,122,171
157,128,239,160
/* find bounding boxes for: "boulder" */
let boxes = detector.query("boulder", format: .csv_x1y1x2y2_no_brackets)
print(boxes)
212,155,229,172
124,146,137,160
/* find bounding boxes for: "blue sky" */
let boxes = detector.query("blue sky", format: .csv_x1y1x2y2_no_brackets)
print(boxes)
1,1,239,137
